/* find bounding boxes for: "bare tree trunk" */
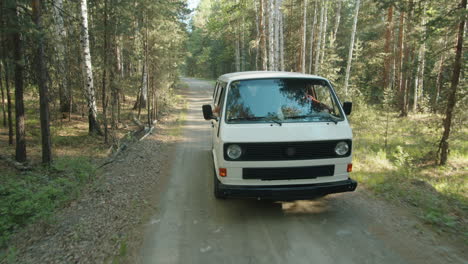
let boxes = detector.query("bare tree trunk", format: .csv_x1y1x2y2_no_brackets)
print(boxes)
301,0,308,73
254,0,260,70
308,0,317,73
235,0,241,72
1,29,13,145
413,5,426,112
32,0,52,164
400,3,413,117
268,0,274,70
396,11,404,96
383,6,393,92
102,0,109,143
279,9,285,71
0,61,5,127
52,0,71,115
259,0,267,70
314,0,324,74
439,0,466,165
434,33,448,112
12,3,26,162
80,0,101,135
332,0,342,40
343,0,360,96
319,1,328,67
274,0,281,71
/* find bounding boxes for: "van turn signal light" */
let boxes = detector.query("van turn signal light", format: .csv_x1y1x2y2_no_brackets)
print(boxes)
347,163,353,172
219,168,227,177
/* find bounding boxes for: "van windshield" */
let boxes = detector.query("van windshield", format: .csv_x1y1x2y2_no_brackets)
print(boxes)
225,78,344,124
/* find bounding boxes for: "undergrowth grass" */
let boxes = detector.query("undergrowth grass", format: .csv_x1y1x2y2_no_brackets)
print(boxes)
350,103,467,243
0,157,95,247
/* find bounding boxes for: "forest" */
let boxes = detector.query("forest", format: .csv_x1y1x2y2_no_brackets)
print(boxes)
0,0,466,256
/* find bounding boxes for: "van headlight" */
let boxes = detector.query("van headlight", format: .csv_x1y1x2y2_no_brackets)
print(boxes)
227,144,242,160
335,141,349,156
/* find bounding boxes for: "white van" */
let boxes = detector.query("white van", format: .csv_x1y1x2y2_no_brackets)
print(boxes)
202,71,357,200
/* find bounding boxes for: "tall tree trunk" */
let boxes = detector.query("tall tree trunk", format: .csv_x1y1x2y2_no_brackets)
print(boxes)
399,3,413,117
254,0,260,70
259,0,267,70
102,0,109,143
413,5,426,112
314,0,324,74
32,0,52,164
0,60,5,127
308,0,317,73
274,0,281,71
268,0,274,70
52,0,71,115
12,3,26,162
439,0,466,165
332,0,342,40
279,9,285,71
235,0,241,72
396,11,404,95
383,6,393,93
343,0,360,96
319,1,328,66
301,0,308,73
1,31,13,145
80,0,101,135
434,33,448,112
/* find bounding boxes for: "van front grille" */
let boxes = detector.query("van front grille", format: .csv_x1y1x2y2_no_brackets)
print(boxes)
224,140,351,161
243,165,334,180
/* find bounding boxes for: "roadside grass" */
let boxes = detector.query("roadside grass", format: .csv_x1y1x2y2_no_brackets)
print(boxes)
350,104,467,243
0,157,95,248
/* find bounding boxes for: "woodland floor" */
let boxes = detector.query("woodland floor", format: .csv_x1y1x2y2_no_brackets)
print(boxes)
0,87,188,263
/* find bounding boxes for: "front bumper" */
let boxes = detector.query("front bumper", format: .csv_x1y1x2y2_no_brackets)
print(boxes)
218,178,357,200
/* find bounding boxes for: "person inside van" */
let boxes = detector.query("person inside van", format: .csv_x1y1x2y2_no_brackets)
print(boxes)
305,86,332,113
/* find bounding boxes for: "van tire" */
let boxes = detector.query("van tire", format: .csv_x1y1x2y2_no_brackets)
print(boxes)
214,171,226,199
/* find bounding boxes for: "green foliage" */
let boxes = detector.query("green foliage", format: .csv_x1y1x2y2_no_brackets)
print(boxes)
0,158,95,247
351,105,467,240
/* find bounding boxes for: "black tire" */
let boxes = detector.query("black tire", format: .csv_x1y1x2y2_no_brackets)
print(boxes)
214,170,226,199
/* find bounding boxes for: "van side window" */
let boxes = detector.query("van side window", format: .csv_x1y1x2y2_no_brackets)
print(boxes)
214,82,226,116
212,82,219,103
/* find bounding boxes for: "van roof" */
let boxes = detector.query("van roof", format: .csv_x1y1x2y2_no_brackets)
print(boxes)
217,71,328,83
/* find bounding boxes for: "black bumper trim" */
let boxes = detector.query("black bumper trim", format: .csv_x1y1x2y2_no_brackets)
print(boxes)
218,178,357,200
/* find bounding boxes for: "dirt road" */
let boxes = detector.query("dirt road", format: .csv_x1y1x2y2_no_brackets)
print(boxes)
139,78,466,264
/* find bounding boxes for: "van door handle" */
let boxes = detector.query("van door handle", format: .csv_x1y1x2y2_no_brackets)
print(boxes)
211,121,214,128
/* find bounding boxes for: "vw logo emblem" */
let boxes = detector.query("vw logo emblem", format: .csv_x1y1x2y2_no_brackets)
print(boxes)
285,147,296,157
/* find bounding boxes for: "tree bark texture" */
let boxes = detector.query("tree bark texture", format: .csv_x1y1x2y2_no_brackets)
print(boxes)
332,0,342,40
314,0,324,74
268,0,275,70
439,0,466,165
343,0,360,96
0,57,5,127
52,0,71,115
33,0,52,164
12,4,26,162
301,0,308,73
80,0,101,135
383,6,393,92
259,0,267,70
308,0,317,74
319,1,328,67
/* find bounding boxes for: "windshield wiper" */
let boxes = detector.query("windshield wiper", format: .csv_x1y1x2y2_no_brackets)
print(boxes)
286,115,340,124
228,116,282,126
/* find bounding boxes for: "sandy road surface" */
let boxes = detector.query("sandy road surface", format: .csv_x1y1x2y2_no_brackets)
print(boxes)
139,78,467,264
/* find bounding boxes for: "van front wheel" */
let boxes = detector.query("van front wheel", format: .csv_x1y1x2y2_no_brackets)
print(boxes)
214,171,226,199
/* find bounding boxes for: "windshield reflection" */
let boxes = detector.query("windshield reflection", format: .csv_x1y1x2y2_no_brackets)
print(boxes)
225,78,343,124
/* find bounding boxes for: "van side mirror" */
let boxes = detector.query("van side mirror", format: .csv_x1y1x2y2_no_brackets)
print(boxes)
202,104,216,120
343,102,352,115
